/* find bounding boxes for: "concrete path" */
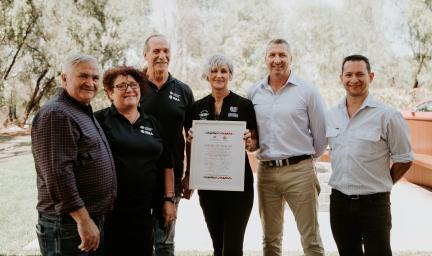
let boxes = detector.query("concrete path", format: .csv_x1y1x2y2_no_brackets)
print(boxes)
175,162,432,252
23,162,432,253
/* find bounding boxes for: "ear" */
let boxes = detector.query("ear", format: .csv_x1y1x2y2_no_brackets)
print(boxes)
105,89,114,102
369,72,375,82
60,73,67,88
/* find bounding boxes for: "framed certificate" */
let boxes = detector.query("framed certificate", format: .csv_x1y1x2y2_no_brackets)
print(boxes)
189,120,246,191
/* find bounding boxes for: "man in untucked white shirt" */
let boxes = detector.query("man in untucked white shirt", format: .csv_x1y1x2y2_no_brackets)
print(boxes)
247,38,326,256
326,54,413,256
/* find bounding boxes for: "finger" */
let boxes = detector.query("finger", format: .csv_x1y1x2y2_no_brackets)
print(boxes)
93,235,100,251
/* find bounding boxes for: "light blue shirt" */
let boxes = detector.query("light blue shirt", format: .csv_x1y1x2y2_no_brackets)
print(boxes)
247,74,327,160
326,94,414,195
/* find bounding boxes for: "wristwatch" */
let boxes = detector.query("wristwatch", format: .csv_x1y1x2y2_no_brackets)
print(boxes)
163,196,176,204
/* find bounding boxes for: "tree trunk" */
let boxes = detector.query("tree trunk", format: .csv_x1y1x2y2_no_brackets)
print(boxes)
412,54,425,88
20,70,55,127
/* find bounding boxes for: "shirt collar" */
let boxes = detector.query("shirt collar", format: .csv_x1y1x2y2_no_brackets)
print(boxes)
58,87,93,116
261,72,299,90
337,93,378,110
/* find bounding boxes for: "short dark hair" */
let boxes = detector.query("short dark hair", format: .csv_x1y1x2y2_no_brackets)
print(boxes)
342,55,371,73
103,66,145,92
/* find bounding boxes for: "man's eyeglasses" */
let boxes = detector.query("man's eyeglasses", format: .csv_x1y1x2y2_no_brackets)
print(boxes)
113,82,139,91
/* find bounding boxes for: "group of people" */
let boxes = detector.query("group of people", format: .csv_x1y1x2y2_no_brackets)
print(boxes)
31,34,414,256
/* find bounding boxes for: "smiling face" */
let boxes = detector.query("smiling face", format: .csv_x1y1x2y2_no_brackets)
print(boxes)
207,64,232,92
144,36,170,74
61,61,100,105
341,60,374,99
107,75,141,111
265,43,292,78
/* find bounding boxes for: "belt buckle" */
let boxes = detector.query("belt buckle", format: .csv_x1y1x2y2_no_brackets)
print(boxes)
349,195,360,200
276,159,287,167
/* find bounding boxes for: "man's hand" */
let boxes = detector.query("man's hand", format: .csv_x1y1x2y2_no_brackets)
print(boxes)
163,201,177,226
244,129,258,152
181,174,194,199
69,207,100,252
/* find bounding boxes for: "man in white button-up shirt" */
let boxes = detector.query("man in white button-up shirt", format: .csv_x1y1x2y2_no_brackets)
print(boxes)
247,38,326,256
326,55,413,256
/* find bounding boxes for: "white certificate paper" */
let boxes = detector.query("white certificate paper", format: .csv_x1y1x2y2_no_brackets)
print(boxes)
189,120,246,191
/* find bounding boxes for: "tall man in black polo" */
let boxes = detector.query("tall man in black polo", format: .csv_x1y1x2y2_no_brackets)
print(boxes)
31,53,117,255
140,34,194,256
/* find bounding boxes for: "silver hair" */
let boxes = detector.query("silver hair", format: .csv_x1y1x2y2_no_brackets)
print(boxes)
143,34,169,53
266,38,291,55
201,54,234,80
62,53,98,74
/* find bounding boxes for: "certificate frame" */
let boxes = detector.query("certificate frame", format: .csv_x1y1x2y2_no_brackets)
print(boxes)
189,120,246,191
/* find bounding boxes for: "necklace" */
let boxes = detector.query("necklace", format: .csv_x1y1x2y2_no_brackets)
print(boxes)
131,111,140,125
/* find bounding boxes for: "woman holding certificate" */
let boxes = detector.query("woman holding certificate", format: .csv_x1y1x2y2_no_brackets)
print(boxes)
94,66,176,255
182,55,258,256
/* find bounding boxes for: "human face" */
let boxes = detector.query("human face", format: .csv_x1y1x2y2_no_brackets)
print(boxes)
61,61,100,105
107,75,141,111
341,60,374,99
144,36,170,73
207,64,231,92
265,43,291,77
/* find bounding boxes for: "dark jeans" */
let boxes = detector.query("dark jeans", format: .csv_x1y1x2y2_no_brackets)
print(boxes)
36,212,105,256
199,189,254,256
330,189,392,256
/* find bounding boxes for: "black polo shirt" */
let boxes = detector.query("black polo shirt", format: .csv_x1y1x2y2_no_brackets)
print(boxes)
185,91,258,191
140,73,194,195
95,105,172,211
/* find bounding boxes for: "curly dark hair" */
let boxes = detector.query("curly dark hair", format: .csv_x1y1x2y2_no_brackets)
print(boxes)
102,66,145,92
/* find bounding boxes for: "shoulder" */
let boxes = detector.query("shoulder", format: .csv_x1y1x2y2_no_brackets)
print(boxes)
231,92,253,106
94,107,110,123
172,77,193,94
246,79,265,99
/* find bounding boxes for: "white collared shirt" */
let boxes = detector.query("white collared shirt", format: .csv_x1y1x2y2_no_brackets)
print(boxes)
247,74,327,160
326,94,414,195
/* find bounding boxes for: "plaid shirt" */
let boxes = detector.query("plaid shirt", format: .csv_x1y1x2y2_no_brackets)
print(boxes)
31,88,117,215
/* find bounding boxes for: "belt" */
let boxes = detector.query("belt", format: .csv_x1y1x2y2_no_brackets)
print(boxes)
39,212,105,224
261,155,311,167
331,189,390,200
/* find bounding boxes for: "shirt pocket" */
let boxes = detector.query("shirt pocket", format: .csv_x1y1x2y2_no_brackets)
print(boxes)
350,129,381,157
326,127,340,152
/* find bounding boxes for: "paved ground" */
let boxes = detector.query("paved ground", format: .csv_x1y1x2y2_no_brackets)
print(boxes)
6,134,430,254
174,162,432,253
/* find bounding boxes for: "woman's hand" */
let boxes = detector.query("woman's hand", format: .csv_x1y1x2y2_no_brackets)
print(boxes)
163,201,177,226
181,174,194,199
244,129,258,152
186,129,193,144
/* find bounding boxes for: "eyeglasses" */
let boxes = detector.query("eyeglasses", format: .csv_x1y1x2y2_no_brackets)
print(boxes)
113,82,140,91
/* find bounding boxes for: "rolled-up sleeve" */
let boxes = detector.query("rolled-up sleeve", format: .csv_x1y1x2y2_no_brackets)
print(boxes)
387,111,414,163
32,110,85,214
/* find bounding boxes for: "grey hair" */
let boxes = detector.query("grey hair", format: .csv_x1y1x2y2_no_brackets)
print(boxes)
62,53,98,74
143,34,169,53
201,54,234,80
266,38,291,55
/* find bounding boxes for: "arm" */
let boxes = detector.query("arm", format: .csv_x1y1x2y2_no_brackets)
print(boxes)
32,110,98,251
69,207,100,252
308,89,328,158
386,111,414,183
390,162,413,183
162,167,177,225
181,127,194,199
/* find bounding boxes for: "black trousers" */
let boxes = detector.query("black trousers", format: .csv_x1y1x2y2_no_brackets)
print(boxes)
104,209,153,256
330,189,392,256
198,189,254,256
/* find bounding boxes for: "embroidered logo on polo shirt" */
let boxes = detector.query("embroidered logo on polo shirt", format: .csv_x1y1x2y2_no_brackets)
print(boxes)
168,91,181,102
198,110,209,120
228,106,239,118
139,126,154,136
